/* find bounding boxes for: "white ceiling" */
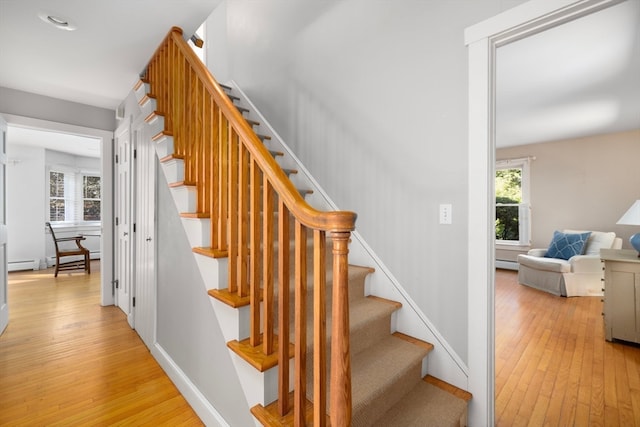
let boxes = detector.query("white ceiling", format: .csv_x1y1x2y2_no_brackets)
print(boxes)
7,125,101,158
0,0,638,153
0,0,221,110
496,0,640,147
0,0,221,157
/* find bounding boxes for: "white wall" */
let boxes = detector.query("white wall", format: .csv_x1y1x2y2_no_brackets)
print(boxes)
497,129,640,250
6,144,45,266
156,164,254,427
206,0,525,363
0,87,115,131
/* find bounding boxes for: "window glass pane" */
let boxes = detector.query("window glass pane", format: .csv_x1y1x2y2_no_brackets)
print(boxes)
50,198,65,221
83,176,101,199
83,200,101,221
496,168,522,241
496,205,520,241
50,171,64,197
495,168,522,202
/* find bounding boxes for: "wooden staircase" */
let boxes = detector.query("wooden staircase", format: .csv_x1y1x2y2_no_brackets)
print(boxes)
136,27,470,426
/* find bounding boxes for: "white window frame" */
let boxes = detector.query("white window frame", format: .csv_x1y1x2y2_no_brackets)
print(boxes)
495,157,531,247
47,165,101,225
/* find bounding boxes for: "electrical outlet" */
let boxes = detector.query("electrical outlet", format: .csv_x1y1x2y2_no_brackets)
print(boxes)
439,204,452,224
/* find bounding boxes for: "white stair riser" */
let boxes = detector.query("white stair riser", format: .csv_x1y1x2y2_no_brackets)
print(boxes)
139,96,157,119
161,158,185,183
181,217,211,248
229,353,280,412
134,82,150,103
146,114,165,137
155,135,174,159
170,185,197,213
194,255,228,290
210,300,250,343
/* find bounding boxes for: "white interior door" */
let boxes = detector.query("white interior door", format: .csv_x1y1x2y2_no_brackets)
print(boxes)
115,120,132,325
0,116,8,335
133,121,156,348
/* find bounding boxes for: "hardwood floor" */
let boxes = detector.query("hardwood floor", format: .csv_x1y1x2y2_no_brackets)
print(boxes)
0,262,203,426
496,269,640,427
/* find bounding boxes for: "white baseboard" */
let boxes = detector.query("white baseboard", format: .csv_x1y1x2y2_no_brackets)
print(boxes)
496,260,519,270
152,343,230,427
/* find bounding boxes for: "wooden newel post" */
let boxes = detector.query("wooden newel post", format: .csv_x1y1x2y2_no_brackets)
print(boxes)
329,231,352,426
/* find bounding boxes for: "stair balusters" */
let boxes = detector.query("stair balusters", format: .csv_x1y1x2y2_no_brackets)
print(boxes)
143,27,356,426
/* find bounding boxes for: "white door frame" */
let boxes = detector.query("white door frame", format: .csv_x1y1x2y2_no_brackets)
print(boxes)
0,115,8,335
465,0,623,424
0,113,114,306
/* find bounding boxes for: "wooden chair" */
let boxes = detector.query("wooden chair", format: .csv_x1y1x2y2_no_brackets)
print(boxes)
46,222,91,277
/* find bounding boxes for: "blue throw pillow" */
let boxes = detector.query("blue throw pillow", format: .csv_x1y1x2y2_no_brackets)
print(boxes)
544,231,591,260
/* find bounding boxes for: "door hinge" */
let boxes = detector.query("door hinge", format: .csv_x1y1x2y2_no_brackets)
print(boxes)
115,154,119,163
113,279,119,289
115,217,119,226
133,297,136,307
133,223,136,233
134,149,137,159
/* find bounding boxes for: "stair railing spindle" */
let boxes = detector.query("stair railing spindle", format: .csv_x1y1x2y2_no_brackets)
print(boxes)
262,178,275,355
313,230,327,427
277,200,290,416
294,220,307,427
249,157,261,347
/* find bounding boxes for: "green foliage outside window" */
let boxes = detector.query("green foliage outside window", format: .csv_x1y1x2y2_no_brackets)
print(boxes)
83,176,101,221
496,168,522,241
50,171,65,221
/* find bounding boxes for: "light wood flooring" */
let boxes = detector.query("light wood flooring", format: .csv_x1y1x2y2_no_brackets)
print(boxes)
3,264,639,426
496,269,640,427
0,262,203,426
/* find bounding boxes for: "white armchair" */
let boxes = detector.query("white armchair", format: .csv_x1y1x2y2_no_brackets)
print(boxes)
517,230,622,297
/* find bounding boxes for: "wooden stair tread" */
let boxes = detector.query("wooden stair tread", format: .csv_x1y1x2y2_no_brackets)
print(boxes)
424,375,472,402
192,247,227,259
251,393,325,427
179,212,210,219
159,153,184,163
208,288,255,308
152,130,173,141
145,110,164,123
392,331,435,353
133,79,145,91
246,118,260,127
138,93,156,106
227,334,294,372
168,181,195,188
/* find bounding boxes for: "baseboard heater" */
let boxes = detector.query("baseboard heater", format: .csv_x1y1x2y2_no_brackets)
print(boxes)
496,260,519,271
8,259,39,272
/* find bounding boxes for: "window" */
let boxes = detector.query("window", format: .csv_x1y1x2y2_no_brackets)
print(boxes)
48,170,101,223
496,158,530,246
83,176,101,221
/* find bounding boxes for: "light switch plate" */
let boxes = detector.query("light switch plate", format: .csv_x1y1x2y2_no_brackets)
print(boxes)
439,204,452,224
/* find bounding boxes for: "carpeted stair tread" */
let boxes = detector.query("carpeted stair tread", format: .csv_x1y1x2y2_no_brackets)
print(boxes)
371,380,468,427
350,334,430,426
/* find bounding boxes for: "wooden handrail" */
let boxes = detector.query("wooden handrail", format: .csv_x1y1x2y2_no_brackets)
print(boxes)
143,27,356,426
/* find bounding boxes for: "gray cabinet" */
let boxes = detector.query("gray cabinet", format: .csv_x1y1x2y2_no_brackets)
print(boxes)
601,249,640,343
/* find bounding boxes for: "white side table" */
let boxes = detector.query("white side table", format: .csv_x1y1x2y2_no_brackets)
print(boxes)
601,248,640,343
